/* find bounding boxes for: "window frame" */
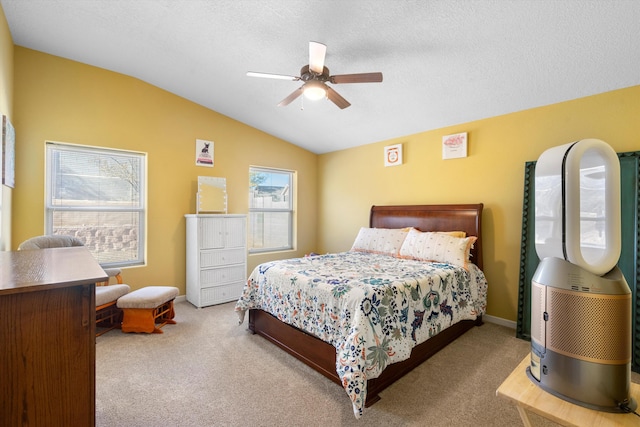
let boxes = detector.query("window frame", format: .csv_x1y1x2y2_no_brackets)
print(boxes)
248,166,295,254
45,141,147,268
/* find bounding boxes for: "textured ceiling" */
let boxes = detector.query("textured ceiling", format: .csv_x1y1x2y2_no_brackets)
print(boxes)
2,0,639,154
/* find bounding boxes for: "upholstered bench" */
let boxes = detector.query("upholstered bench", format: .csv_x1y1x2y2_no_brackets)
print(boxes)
117,286,179,333
95,284,131,336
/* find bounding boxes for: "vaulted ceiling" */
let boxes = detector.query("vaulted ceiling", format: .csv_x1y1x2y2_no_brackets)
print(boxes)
2,0,639,154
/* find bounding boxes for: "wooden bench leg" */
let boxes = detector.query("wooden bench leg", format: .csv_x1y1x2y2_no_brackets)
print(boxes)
121,299,177,334
155,300,177,330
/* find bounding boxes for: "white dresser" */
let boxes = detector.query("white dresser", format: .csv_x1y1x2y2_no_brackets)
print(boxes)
185,214,247,308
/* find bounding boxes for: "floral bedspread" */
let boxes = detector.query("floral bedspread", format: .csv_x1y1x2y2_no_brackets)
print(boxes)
235,251,488,418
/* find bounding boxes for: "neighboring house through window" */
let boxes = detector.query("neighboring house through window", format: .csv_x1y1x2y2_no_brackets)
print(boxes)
45,142,146,267
248,166,294,253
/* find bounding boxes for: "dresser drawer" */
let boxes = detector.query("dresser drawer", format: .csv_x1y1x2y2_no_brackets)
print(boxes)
200,248,245,268
200,264,246,287
200,282,243,306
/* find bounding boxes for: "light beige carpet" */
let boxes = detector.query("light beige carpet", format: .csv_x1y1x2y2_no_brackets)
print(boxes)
96,300,561,426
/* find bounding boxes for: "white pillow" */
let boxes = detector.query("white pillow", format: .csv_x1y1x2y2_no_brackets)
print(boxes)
399,229,477,269
350,227,409,256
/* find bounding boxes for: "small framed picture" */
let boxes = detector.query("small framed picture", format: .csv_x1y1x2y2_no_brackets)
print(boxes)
442,132,467,160
384,143,403,167
195,139,214,167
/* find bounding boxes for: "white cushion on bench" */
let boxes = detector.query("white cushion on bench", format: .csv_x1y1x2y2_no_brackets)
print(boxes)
95,284,131,307
117,286,179,309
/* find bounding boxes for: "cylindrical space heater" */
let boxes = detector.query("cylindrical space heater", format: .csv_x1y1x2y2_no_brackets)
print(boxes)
528,139,636,412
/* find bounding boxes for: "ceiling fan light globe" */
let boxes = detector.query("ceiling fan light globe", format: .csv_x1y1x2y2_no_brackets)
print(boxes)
303,82,326,100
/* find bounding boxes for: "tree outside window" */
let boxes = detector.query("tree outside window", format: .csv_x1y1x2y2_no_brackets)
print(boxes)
46,142,146,267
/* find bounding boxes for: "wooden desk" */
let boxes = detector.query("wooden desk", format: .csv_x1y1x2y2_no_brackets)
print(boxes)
0,247,107,427
496,356,640,427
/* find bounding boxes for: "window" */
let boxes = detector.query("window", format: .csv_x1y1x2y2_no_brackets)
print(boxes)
46,142,146,267
248,166,294,253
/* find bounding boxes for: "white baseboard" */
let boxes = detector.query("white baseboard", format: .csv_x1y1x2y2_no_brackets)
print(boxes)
483,314,516,329
175,294,186,303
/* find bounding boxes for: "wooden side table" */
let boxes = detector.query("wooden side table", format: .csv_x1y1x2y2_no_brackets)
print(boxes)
496,356,640,427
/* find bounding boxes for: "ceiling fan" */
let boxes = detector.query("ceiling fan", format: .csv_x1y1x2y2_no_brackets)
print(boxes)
247,41,383,109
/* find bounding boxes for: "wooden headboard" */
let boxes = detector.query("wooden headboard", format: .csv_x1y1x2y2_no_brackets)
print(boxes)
369,204,484,270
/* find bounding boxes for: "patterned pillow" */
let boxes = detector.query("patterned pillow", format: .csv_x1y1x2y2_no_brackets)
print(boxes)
399,228,477,269
350,227,409,256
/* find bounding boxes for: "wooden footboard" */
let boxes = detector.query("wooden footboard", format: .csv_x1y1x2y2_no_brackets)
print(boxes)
249,308,483,406
249,308,340,384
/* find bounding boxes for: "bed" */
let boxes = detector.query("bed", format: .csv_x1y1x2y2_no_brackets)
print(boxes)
235,204,487,417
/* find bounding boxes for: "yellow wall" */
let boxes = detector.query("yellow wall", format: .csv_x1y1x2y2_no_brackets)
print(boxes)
0,6,13,251
318,85,640,321
5,1,640,322
12,47,317,294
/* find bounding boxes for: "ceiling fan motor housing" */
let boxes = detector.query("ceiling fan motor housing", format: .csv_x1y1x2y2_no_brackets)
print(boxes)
300,65,330,82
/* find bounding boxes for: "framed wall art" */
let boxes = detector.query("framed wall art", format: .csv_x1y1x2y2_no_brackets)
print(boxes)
442,132,467,160
195,139,214,167
2,115,15,188
384,143,403,167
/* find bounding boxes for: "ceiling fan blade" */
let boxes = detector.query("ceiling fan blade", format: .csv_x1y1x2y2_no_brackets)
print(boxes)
247,71,300,81
309,41,326,74
277,86,304,107
325,86,351,109
330,72,383,84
